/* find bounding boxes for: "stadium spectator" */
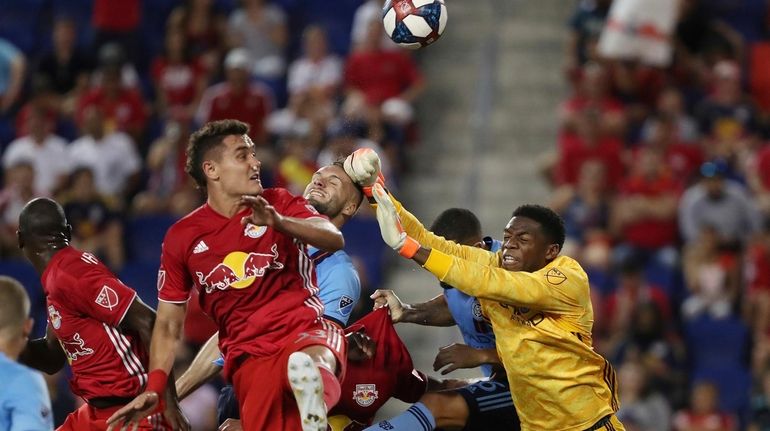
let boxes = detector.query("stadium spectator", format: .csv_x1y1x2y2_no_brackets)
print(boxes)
641,87,700,144
696,60,761,139
678,160,762,247
59,167,126,271
68,106,141,201
616,360,672,431
566,0,611,69
196,48,274,145
750,366,770,431
151,28,208,123
672,381,737,431
167,0,227,75
226,0,288,80
91,0,141,67
34,17,93,117
560,62,626,138
746,220,770,335
288,25,343,101
0,161,39,257
641,113,704,187
2,107,69,195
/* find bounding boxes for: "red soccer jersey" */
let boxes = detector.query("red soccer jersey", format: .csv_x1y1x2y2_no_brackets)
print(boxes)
157,188,326,379
330,308,427,430
41,247,147,400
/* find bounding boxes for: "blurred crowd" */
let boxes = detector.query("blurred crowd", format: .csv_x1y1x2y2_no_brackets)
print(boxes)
0,0,423,428
544,0,770,430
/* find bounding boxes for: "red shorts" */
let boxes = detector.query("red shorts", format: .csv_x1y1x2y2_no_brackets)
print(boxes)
57,403,167,431
232,319,347,431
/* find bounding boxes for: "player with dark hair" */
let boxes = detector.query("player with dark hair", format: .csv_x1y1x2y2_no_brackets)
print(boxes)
368,207,520,431
0,276,53,431
346,150,625,430
107,120,347,431
15,197,188,430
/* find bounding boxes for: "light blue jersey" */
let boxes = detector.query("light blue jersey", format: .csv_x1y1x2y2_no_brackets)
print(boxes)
0,352,53,431
442,237,501,377
214,247,361,367
308,247,362,326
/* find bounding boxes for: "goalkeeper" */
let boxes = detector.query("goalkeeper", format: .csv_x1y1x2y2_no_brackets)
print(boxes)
344,150,625,431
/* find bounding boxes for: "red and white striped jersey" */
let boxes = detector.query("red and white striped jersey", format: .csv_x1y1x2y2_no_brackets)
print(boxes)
42,247,147,400
158,188,327,380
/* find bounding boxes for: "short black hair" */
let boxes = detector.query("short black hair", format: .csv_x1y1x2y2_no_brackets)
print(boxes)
430,208,482,243
18,197,68,237
186,120,250,189
512,204,565,250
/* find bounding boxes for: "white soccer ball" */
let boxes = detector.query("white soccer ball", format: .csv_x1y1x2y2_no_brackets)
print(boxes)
382,0,448,50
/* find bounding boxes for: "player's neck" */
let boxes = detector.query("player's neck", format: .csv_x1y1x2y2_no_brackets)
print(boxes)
29,246,66,276
206,193,243,218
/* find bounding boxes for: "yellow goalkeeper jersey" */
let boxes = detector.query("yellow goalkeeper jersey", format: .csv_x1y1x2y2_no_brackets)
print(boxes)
394,201,621,431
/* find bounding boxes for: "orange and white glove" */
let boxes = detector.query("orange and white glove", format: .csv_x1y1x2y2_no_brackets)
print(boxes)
343,148,386,200
371,184,420,258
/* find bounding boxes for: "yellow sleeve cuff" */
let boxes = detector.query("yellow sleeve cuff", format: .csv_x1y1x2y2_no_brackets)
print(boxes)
422,249,453,280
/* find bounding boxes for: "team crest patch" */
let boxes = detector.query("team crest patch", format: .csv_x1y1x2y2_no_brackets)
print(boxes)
244,223,267,239
545,268,567,285
338,295,355,316
472,300,483,319
95,285,119,310
353,384,378,407
48,305,62,329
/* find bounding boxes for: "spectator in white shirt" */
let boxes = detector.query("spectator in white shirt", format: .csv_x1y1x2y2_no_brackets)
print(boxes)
287,25,342,99
2,107,69,195
68,105,141,200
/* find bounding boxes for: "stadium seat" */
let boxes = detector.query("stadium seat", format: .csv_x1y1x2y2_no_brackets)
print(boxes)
125,214,178,265
0,259,47,336
0,0,47,56
684,314,749,370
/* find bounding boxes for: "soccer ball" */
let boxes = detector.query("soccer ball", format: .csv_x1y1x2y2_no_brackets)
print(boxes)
382,0,447,49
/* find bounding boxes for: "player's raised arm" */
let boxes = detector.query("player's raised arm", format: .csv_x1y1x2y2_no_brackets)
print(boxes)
344,149,496,266
239,194,344,251
176,332,222,400
18,324,66,374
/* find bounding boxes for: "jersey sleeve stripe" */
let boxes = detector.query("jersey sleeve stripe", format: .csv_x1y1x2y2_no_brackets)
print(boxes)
102,323,147,387
602,359,619,412
158,297,189,305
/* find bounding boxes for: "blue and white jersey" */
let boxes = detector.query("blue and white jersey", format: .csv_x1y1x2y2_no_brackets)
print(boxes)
442,237,501,377
309,246,361,327
0,352,54,431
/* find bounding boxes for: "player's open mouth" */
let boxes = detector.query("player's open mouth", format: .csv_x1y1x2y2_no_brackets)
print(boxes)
307,189,324,198
250,174,260,181
502,255,518,265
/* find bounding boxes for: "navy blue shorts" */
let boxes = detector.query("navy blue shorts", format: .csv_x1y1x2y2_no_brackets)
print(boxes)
216,384,240,425
455,377,520,431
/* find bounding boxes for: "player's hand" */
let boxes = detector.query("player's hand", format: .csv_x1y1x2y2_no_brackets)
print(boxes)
371,184,420,258
343,148,381,187
106,391,160,431
346,330,376,361
370,289,407,323
163,400,191,431
218,418,243,431
239,195,281,227
433,343,487,375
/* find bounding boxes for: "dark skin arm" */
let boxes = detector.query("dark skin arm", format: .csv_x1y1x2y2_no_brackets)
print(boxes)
370,290,455,326
18,324,66,374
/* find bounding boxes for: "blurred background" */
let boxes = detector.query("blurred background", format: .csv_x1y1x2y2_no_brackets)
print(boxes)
0,0,769,430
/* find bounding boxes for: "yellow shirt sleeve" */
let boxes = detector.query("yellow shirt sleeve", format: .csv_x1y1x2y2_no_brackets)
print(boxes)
423,250,588,314
383,194,499,266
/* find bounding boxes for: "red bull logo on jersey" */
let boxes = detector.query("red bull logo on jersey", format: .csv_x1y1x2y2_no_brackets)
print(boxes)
195,244,284,293
61,333,95,363
353,384,378,407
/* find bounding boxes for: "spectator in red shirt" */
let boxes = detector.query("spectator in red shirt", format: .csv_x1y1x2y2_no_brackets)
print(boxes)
746,221,770,335
195,48,273,145
673,381,737,431
610,146,681,278
344,19,424,109
643,114,704,187
91,0,141,67
559,62,626,138
556,108,625,189
151,28,207,123
76,62,147,145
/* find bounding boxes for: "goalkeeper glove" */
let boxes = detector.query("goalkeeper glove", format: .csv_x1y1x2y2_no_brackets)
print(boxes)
343,148,386,200
371,183,420,258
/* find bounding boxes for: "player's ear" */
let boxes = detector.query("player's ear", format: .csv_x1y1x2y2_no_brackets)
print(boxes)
545,243,560,260
341,199,359,218
202,160,219,181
